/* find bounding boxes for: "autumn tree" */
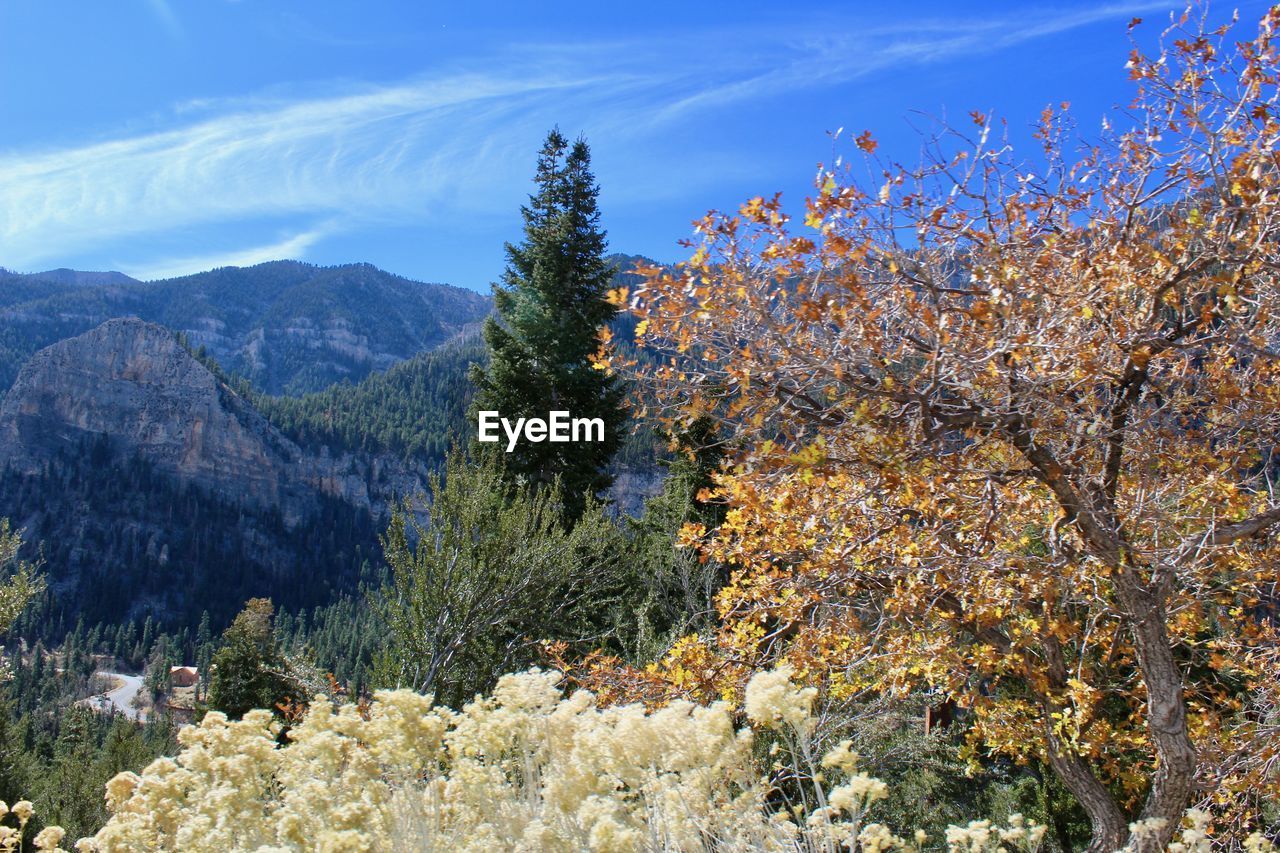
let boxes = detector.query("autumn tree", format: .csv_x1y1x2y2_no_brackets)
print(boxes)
471,128,626,520
605,6,1280,850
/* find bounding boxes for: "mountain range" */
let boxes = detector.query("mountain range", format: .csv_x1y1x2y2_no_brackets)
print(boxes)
0,261,490,395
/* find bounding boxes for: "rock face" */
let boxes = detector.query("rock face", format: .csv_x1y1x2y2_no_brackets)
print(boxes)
0,318,425,526
2,319,297,514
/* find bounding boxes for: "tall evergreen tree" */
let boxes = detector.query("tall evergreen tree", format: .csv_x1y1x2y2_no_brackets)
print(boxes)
206,599,292,720
471,129,625,519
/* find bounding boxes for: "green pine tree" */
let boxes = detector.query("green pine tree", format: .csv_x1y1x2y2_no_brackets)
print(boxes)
373,450,625,707
206,599,293,720
471,128,626,520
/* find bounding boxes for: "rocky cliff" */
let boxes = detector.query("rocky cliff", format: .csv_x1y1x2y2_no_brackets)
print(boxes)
1,319,303,516
0,318,430,624
0,318,430,524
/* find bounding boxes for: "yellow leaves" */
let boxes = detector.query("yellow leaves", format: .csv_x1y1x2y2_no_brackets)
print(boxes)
788,441,828,469
590,328,616,372
584,8,1280,816
634,318,650,338
605,286,629,307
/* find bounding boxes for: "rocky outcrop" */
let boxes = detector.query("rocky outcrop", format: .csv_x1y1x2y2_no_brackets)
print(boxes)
606,466,665,517
0,318,426,527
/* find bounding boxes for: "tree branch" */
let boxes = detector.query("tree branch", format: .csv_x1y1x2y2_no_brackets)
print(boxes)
1177,504,1280,566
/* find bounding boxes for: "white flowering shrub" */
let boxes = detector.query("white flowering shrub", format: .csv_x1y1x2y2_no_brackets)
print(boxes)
23,665,1270,852
64,667,1027,852
0,800,68,852
1125,811,1278,853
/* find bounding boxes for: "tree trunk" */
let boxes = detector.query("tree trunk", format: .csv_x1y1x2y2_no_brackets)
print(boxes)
1008,423,1197,849
1043,743,1129,852
1039,634,1129,851
1113,571,1198,851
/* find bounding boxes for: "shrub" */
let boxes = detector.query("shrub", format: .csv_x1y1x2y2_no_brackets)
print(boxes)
22,666,1268,851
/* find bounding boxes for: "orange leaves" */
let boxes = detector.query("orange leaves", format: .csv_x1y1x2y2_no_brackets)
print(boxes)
795,299,824,322
1125,48,1148,80
738,193,788,227
740,196,767,219
585,3,1280,821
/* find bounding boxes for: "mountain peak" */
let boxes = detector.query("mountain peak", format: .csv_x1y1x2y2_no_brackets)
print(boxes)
0,261,492,395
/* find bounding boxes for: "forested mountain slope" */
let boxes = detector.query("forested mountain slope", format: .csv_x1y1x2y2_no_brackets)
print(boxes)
0,253,666,626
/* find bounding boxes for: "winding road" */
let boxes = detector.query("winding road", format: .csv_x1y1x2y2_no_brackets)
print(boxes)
99,672,148,722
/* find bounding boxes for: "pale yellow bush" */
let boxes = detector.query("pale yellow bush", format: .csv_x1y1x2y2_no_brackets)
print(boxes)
68,667,1018,852
40,665,1269,852
0,800,68,852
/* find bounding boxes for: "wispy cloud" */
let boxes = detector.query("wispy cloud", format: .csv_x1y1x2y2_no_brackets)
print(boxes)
0,2,1167,277
649,1,1173,122
0,72,605,270
129,225,332,281
146,0,184,40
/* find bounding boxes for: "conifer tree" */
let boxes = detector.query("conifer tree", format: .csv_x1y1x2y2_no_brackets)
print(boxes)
471,129,625,519
206,598,291,720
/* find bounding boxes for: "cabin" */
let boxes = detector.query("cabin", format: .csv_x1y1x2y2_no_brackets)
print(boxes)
169,665,199,688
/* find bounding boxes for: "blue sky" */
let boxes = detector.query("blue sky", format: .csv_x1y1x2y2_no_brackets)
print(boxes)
1,1,1272,291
